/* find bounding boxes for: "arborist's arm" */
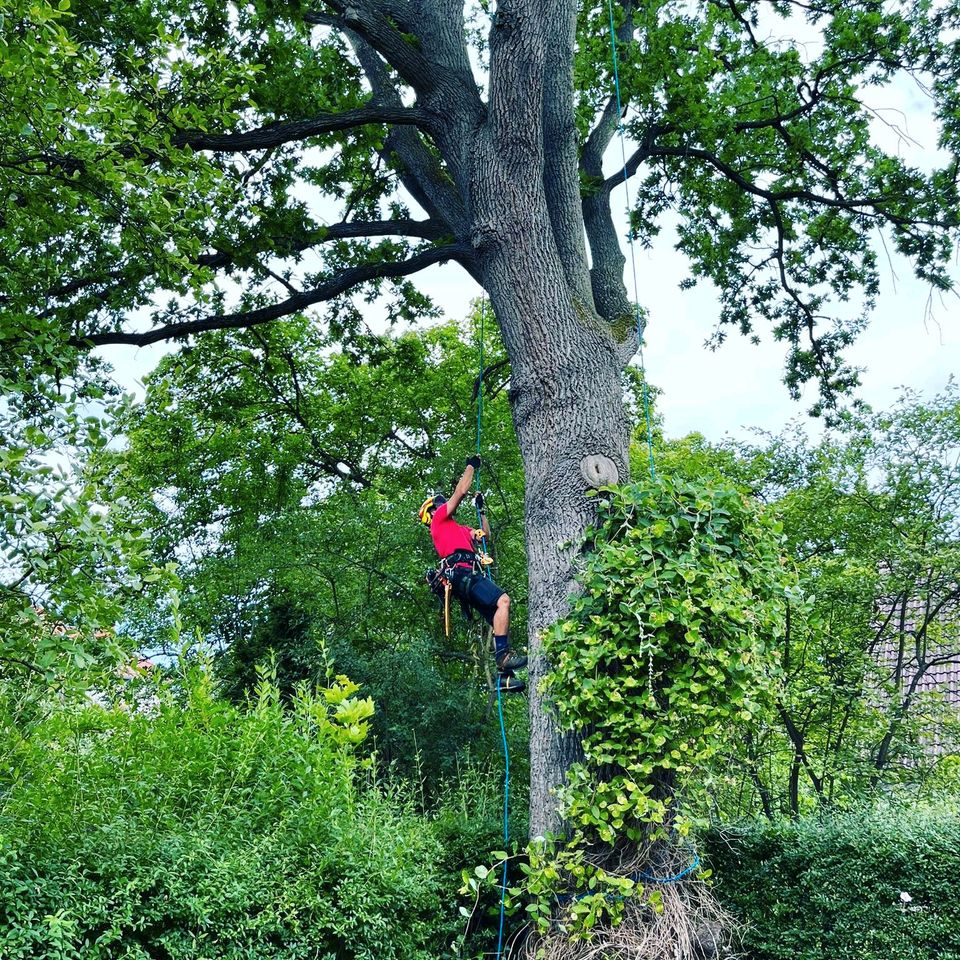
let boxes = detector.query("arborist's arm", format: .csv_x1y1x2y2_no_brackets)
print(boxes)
474,491,491,539
446,455,481,516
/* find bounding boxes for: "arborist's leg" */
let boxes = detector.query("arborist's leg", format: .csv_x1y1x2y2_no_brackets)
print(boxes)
492,593,526,673
493,593,510,656
468,577,527,675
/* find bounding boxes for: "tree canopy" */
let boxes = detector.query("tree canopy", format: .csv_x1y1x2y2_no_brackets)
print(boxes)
3,0,958,402
4,0,960,846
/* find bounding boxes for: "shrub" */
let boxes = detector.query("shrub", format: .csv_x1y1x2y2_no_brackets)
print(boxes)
706,808,960,960
0,668,455,960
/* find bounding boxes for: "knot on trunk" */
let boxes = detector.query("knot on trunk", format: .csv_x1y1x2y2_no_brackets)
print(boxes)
580,454,618,488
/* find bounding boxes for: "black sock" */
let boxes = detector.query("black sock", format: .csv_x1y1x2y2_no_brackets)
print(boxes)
494,634,509,658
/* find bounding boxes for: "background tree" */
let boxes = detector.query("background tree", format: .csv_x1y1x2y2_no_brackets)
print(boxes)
0,379,167,721
661,382,960,818
112,317,528,785
4,0,960,837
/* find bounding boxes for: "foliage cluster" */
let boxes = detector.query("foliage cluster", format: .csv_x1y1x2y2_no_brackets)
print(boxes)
4,0,960,419
523,476,792,933
656,382,960,818
0,380,174,716
0,664,458,960
706,808,960,960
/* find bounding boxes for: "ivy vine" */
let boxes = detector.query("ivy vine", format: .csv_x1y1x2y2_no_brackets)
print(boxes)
523,475,794,936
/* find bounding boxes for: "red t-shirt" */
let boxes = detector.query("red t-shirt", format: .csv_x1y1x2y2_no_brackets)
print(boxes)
430,502,476,559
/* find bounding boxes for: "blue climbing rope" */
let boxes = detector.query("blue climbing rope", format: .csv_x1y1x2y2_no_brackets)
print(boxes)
606,0,656,482
637,852,701,884
554,847,702,907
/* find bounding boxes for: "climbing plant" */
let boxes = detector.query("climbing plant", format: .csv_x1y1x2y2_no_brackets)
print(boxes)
523,476,793,944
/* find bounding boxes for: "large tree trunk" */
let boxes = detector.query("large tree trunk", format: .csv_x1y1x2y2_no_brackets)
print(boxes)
495,270,630,838
470,0,633,839
475,186,631,838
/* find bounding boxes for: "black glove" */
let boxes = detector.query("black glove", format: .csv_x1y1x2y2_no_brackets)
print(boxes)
473,490,486,510
466,455,482,470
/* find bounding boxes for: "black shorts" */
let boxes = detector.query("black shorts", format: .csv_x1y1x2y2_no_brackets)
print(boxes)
452,572,505,627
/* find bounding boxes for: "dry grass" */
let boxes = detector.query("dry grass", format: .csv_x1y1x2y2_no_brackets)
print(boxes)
517,848,739,960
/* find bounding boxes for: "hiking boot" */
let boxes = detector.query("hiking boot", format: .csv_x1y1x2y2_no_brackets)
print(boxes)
495,649,528,673
496,673,526,694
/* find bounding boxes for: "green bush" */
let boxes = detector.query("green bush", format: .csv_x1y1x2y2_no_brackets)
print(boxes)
707,809,960,960
0,669,456,960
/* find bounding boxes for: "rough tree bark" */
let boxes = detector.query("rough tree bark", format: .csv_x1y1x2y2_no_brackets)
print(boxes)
340,0,638,838
471,0,635,837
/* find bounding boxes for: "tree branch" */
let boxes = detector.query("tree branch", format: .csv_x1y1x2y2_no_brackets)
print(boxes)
542,0,594,307
176,105,431,153
306,2,438,93
345,31,474,261
71,242,472,348
621,142,952,229
23,218,447,314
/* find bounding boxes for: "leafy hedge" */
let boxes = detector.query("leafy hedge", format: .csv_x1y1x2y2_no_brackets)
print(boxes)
0,670,458,960
707,809,960,960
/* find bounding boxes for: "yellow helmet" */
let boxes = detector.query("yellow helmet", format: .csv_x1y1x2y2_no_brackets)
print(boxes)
418,494,446,525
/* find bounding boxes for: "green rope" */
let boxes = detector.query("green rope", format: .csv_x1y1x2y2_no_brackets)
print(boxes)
475,300,492,579
476,299,485,459
606,0,657,481
475,298,511,960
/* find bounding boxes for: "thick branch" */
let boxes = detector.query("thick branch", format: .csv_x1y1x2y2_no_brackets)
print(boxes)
71,242,471,348
306,3,437,93
23,218,447,316
176,106,432,153
581,3,644,330
348,33,471,242
543,0,594,308
581,0,639,168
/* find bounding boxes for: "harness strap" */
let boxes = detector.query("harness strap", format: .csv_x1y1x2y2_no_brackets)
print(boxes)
443,580,451,637
443,548,476,567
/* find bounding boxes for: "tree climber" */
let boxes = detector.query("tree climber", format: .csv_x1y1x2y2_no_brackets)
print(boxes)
420,456,527,694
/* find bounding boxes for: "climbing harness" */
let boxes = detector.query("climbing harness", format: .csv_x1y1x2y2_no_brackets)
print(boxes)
425,546,494,638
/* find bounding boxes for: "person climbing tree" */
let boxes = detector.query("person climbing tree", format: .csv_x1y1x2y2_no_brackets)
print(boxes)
420,456,527,693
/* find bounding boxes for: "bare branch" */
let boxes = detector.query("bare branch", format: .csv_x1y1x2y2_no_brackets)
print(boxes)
176,105,431,153
71,242,472,349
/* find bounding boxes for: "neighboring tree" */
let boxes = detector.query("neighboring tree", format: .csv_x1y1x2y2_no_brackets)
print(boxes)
662,383,960,818
4,0,960,839
112,318,526,781
0,380,164,717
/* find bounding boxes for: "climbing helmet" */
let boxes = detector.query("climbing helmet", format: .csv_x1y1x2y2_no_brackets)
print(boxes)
418,493,447,526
